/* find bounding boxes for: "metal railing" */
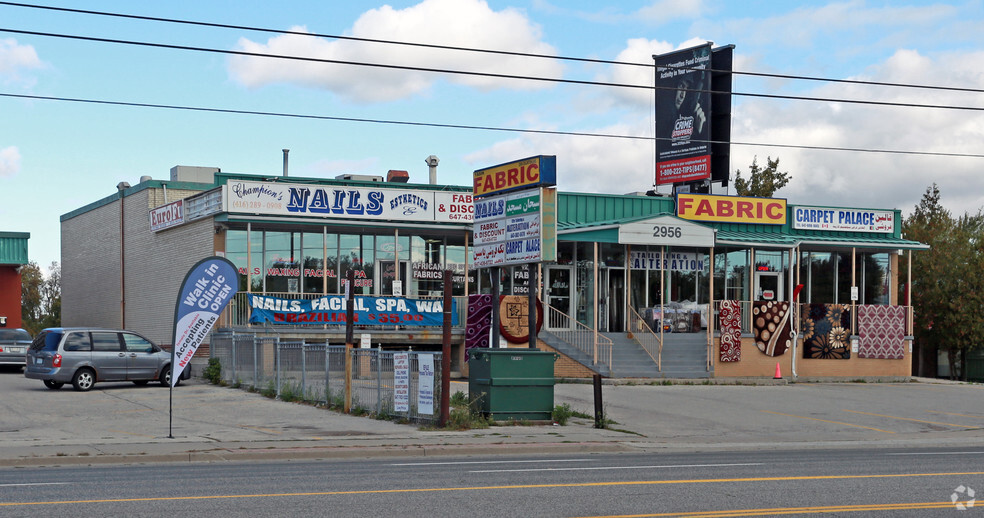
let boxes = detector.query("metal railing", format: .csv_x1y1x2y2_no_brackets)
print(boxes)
228,291,468,329
210,331,443,424
545,304,613,371
627,306,662,371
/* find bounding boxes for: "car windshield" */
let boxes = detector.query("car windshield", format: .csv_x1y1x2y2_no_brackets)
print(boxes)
0,329,31,341
29,330,63,351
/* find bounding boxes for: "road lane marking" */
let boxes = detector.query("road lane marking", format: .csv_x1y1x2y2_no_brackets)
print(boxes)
927,410,984,419
886,451,984,456
5,471,984,507
576,501,959,517
469,463,763,473
760,410,895,433
0,483,70,488
842,409,980,428
391,459,591,466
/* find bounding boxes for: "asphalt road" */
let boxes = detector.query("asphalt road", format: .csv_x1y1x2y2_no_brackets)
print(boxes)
3,448,983,516
2,365,984,468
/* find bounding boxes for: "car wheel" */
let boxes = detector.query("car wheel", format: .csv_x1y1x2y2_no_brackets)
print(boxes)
132,380,149,386
72,368,96,392
43,379,64,390
160,367,181,387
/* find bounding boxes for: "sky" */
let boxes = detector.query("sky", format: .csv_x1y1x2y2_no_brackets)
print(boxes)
2,0,983,272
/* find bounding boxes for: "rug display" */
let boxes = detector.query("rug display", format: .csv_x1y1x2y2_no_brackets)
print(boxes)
719,300,742,362
857,305,907,359
752,301,791,356
464,294,493,358
802,303,851,359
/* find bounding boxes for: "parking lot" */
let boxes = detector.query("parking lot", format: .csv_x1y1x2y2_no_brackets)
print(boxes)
3,365,984,464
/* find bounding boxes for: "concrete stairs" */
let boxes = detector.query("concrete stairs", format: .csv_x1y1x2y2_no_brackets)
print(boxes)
604,331,711,379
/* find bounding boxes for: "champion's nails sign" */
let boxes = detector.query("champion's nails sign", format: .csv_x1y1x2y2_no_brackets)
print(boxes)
171,257,238,386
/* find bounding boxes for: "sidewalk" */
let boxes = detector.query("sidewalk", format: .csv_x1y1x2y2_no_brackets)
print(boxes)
2,376,982,468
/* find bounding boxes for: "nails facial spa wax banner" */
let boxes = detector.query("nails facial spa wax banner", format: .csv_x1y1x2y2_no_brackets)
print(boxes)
248,294,457,326
171,256,239,385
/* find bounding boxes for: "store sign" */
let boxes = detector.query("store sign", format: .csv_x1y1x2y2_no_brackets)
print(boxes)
473,155,557,198
247,294,457,326
224,180,472,223
618,215,715,247
792,206,894,233
149,200,184,232
471,187,557,268
630,250,706,271
677,193,786,225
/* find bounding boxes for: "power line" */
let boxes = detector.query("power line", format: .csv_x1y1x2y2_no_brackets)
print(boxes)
2,27,983,113
4,92,983,159
3,1,983,95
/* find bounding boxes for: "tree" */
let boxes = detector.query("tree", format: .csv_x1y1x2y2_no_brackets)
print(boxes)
733,156,791,197
903,184,984,380
20,261,60,335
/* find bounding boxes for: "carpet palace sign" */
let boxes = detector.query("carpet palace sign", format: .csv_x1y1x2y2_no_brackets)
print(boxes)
223,180,473,223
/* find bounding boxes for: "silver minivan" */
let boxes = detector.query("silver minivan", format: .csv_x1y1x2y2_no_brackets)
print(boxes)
24,328,186,391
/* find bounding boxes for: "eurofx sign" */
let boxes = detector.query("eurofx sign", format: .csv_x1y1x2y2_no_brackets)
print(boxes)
472,156,558,268
224,180,473,224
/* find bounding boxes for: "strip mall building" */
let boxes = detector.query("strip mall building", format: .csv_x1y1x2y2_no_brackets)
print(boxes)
60,164,926,379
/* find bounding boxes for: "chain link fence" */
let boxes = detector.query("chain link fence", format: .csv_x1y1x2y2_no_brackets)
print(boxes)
210,331,443,425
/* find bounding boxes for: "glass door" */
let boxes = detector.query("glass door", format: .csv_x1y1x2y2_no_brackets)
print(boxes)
755,272,784,301
544,266,573,330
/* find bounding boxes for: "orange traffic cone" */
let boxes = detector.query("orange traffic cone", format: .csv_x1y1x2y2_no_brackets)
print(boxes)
773,362,782,379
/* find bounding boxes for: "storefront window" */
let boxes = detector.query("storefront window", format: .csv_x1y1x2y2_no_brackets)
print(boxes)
265,231,301,294
837,252,852,304
713,248,748,302
861,252,890,304
808,252,834,303
575,242,595,328
445,244,470,296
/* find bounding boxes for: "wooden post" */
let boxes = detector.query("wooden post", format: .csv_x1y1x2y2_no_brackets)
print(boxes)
344,270,355,414
439,270,453,427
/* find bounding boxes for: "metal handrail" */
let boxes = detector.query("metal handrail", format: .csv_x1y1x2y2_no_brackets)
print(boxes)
545,304,613,371
627,306,662,371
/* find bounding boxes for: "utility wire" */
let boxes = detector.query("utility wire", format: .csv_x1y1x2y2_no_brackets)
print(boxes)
1,27,983,113
4,92,983,159
2,0,983,95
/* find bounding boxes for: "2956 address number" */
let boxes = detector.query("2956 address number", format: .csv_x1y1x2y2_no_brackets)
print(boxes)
652,225,683,239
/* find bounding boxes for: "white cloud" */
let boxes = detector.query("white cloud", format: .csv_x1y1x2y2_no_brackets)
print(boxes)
228,0,563,102
598,37,710,106
0,146,21,177
0,38,43,85
468,47,984,217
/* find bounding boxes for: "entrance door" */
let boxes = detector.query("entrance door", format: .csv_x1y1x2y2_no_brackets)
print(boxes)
544,266,572,330
377,261,409,296
755,272,784,301
604,268,626,332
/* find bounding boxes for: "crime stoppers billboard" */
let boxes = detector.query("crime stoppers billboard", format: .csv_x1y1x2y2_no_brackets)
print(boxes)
656,44,712,185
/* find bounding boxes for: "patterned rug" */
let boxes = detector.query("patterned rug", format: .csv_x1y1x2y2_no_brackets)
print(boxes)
802,303,851,359
752,301,791,356
719,300,742,362
464,294,493,358
857,305,907,359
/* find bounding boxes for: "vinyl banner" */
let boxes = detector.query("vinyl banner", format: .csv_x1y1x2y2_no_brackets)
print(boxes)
247,294,457,326
171,256,239,386
655,44,713,185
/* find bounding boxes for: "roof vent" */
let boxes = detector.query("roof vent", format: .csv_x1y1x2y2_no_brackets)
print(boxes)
335,174,384,182
387,170,410,183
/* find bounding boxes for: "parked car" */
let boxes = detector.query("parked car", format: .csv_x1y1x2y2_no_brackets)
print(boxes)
0,328,32,368
24,328,187,391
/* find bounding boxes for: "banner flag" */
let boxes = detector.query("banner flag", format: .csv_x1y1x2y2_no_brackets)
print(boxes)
170,256,238,386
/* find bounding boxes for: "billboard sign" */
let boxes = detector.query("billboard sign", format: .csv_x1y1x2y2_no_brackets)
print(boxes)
655,44,713,185
149,200,184,232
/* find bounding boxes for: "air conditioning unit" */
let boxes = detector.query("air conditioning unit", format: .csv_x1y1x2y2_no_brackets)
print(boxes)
335,174,384,182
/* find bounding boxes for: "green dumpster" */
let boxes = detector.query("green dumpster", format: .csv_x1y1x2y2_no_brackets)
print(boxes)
468,348,557,421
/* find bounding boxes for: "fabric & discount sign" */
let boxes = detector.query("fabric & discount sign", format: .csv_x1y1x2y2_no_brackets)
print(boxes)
171,257,238,386
248,294,457,326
